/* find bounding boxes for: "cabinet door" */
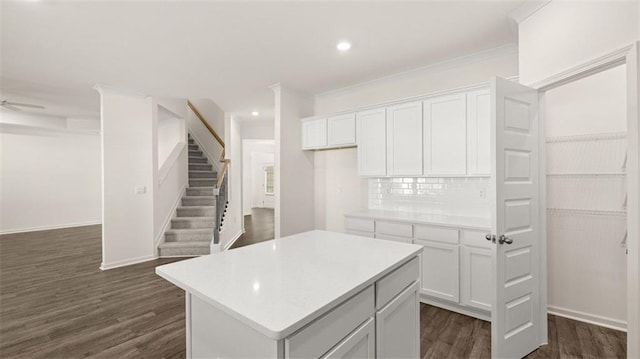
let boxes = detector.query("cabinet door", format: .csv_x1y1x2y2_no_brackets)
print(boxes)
423,94,467,175
321,318,375,359
356,108,387,176
328,113,356,146
460,245,492,312
467,89,491,175
414,238,459,303
386,102,423,176
302,118,327,149
376,281,420,359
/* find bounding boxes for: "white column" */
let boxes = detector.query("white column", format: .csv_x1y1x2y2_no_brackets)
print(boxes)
272,84,315,238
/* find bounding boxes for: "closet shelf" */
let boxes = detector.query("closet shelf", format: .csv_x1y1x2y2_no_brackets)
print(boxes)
547,208,627,217
546,132,627,143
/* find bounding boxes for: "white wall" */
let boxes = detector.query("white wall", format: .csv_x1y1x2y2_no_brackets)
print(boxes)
220,115,243,249
152,98,188,247
98,88,155,269
519,1,638,86
187,99,225,172
242,140,275,216
312,47,519,233
0,120,101,234
240,120,274,140
273,85,315,237
518,4,639,355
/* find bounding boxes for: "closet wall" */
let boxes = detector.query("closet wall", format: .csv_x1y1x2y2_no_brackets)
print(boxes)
545,65,628,330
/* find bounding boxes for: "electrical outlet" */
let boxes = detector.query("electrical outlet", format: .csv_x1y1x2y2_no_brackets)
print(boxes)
479,190,486,199
135,186,147,195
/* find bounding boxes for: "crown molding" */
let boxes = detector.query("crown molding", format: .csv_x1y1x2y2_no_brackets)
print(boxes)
509,0,552,24
315,43,518,99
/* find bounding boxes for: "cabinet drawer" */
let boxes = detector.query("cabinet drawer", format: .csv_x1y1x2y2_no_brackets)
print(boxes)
374,233,413,244
414,225,459,244
376,256,419,310
345,217,375,233
375,221,412,238
461,230,491,249
346,230,375,239
321,318,375,359
285,286,374,359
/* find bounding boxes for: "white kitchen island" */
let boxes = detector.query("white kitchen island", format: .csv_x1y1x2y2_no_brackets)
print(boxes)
156,230,423,359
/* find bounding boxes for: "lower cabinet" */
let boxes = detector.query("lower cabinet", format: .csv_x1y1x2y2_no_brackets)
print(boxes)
460,245,492,312
321,318,375,359
414,239,459,303
376,282,420,359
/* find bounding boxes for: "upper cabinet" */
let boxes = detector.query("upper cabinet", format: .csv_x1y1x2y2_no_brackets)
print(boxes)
423,94,467,175
386,101,423,176
357,108,387,176
466,89,491,175
327,113,356,147
301,118,327,150
300,84,492,178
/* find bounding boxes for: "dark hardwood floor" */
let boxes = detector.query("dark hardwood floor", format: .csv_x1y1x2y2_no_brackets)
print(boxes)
0,225,626,358
230,207,274,249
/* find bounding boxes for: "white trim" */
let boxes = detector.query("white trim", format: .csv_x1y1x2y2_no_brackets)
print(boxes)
223,230,244,251
189,131,222,173
315,44,518,99
420,294,490,322
0,221,101,235
100,254,156,271
547,305,627,332
158,142,187,185
93,83,147,98
154,185,187,252
0,123,100,137
508,0,552,24
530,44,632,91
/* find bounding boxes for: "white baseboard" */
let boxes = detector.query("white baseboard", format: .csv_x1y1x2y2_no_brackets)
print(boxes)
100,254,156,271
547,305,627,332
223,230,244,251
420,293,491,322
154,185,187,254
0,221,102,235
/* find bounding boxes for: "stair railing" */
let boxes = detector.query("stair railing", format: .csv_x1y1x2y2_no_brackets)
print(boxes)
187,101,230,249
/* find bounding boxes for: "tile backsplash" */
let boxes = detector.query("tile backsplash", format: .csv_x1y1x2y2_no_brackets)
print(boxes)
368,177,491,218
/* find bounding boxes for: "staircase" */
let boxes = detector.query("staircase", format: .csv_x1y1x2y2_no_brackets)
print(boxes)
158,135,219,256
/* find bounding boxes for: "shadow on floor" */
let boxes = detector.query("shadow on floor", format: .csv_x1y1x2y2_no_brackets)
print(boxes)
230,208,274,249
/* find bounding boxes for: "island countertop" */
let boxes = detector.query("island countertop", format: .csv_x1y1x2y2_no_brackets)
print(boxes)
155,230,422,340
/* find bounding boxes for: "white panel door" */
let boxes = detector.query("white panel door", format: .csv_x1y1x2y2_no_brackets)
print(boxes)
376,281,420,359
387,102,423,176
490,77,542,358
467,88,491,175
414,238,459,303
301,118,327,149
328,113,356,146
424,94,467,175
356,108,387,176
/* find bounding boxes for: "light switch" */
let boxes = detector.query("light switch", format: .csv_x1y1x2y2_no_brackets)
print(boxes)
135,186,147,195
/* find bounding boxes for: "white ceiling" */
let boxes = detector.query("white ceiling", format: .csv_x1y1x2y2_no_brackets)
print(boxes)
1,1,523,120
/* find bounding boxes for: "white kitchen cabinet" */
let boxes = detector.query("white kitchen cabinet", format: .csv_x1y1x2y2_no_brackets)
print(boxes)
386,102,423,176
460,246,492,312
321,318,375,359
414,238,459,303
328,113,356,147
356,108,387,176
423,93,467,175
301,118,327,149
467,89,491,175
376,281,420,359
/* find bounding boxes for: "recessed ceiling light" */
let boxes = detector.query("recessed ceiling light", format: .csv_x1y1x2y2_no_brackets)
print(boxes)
336,41,352,52
251,111,259,116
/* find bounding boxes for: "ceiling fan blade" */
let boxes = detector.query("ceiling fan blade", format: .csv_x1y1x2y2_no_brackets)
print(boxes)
2,104,22,111
5,101,45,109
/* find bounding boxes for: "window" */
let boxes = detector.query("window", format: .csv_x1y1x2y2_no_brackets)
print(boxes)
264,165,274,195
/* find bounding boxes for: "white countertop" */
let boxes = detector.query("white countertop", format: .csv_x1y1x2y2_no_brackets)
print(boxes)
346,209,491,230
155,230,422,340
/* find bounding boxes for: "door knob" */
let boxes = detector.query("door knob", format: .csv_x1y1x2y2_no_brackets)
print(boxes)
486,234,496,243
498,235,513,245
